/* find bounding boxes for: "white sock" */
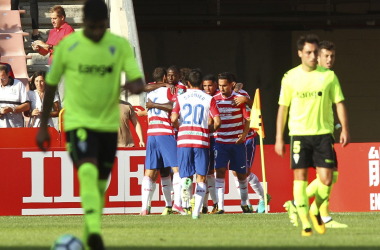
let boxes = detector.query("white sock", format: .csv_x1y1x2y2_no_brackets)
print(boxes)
141,176,152,211
148,181,156,207
173,172,182,207
193,182,206,216
234,176,240,196
215,178,225,211
248,173,264,200
207,174,217,204
161,176,172,207
181,177,189,206
239,178,249,206
322,216,332,223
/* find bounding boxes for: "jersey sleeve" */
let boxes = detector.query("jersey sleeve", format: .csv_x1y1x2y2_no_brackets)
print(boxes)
240,102,250,120
172,100,180,114
330,73,345,104
122,40,143,82
209,98,220,118
278,73,292,107
45,42,65,86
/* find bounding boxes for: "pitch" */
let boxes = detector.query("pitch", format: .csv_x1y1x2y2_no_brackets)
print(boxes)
0,212,379,249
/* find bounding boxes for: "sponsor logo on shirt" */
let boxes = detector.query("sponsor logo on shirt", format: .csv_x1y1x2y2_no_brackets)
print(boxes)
78,64,114,76
296,90,323,99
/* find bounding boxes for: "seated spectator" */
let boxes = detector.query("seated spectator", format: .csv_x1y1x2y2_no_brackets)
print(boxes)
0,54,15,79
118,100,145,147
25,71,60,127
32,5,74,65
0,65,30,128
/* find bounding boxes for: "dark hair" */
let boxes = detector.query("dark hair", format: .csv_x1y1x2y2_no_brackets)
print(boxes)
29,71,46,91
152,67,167,82
319,41,335,52
297,34,320,51
218,72,234,84
180,68,191,85
188,69,203,88
83,0,108,21
50,5,66,18
202,74,216,82
167,65,180,74
230,73,237,82
0,64,9,75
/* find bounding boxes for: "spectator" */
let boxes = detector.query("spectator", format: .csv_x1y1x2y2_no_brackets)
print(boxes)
0,65,30,128
26,71,60,128
0,55,15,79
32,5,74,65
118,100,145,147
11,0,41,40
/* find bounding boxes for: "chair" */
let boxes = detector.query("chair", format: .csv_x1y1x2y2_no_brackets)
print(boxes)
0,10,28,35
0,0,10,11
0,33,26,56
0,55,29,86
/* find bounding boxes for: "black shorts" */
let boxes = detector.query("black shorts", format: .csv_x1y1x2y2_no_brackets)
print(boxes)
66,128,118,178
290,134,336,169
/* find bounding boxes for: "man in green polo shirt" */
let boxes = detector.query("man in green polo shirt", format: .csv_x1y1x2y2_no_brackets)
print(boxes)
36,0,144,249
275,34,350,236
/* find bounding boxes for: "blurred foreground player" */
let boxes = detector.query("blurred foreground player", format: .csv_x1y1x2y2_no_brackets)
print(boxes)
275,35,349,236
36,0,144,249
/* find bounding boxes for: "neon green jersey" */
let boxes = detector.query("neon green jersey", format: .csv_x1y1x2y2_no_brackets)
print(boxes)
279,65,344,136
46,30,142,132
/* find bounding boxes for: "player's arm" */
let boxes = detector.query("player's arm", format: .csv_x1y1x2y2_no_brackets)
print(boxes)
171,112,179,130
123,78,145,97
135,108,148,117
130,112,145,147
236,118,250,144
209,98,221,132
122,41,145,96
275,105,288,157
144,83,175,94
233,96,253,108
335,101,350,147
146,98,173,112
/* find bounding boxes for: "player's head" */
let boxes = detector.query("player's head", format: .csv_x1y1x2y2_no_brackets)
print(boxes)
29,71,46,91
297,34,319,71
187,69,203,89
180,68,191,88
83,0,109,43
152,67,167,83
50,6,66,29
234,82,243,92
0,65,9,86
318,41,335,69
218,72,234,97
167,65,180,85
202,74,217,96
230,72,237,89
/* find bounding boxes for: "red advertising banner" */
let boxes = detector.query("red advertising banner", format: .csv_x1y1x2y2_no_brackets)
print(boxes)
0,143,378,216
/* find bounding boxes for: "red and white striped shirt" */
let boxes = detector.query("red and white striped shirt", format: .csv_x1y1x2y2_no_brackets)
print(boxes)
147,87,175,136
172,89,220,148
214,91,250,144
237,89,257,140
204,89,220,138
168,81,187,102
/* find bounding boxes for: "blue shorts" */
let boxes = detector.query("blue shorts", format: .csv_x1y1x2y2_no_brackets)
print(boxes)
214,142,247,174
209,137,216,171
145,135,178,170
246,137,257,168
178,147,209,178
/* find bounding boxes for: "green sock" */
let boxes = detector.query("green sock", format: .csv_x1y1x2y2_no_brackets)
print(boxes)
293,180,311,229
306,175,319,199
78,163,101,236
310,179,332,216
98,179,108,218
320,171,338,217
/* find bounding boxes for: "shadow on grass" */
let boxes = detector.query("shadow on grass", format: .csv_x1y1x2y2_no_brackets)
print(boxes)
1,247,380,250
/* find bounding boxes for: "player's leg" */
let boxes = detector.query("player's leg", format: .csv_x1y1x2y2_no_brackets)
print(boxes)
309,134,335,234
177,147,195,215
160,167,173,215
291,136,313,236
206,137,218,214
214,142,229,214
192,147,209,219
148,170,159,214
142,136,162,215
230,143,251,213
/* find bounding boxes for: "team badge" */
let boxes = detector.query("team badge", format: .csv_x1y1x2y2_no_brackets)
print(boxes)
109,46,116,56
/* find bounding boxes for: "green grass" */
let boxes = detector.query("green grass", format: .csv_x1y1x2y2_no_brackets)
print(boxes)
0,212,380,249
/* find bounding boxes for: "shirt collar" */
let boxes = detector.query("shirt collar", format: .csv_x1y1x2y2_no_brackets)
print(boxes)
55,22,68,32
